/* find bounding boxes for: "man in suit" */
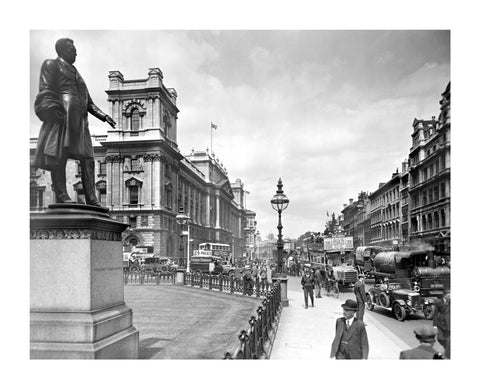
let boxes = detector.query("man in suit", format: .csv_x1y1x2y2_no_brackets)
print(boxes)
33,38,116,206
399,325,445,359
330,299,369,359
314,268,323,298
354,273,367,322
433,289,450,358
301,266,315,309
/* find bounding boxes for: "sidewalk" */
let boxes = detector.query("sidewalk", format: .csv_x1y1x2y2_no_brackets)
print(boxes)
270,289,410,359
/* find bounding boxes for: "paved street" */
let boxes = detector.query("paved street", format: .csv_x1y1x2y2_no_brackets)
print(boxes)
270,276,437,359
124,284,260,359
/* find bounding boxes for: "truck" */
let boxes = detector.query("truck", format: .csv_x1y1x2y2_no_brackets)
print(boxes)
189,254,223,275
368,250,450,319
354,246,385,277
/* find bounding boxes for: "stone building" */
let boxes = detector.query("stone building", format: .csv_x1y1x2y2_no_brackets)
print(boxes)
30,68,253,260
408,83,451,253
341,191,369,249
368,171,402,247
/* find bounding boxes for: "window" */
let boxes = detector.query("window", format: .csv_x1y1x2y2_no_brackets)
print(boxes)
434,212,439,228
129,186,139,204
423,168,428,181
441,209,446,226
428,188,433,203
422,215,427,231
30,187,44,208
131,108,140,132
99,162,107,175
434,186,439,201
96,181,107,206
422,191,427,205
427,213,433,230
440,182,446,198
129,216,137,227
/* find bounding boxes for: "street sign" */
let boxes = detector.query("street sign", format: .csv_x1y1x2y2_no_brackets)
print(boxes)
192,250,212,256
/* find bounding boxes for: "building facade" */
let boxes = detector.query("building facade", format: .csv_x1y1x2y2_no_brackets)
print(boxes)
408,83,451,253
341,191,369,249
368,172,402,247
30,68,254,261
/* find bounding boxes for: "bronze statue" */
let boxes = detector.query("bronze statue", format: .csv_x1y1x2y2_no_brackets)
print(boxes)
32,38,116,206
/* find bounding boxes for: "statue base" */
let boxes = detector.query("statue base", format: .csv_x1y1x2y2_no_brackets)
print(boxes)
30,206,139,359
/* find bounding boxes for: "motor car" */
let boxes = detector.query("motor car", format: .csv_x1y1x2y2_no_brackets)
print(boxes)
366,278,424,321
221,261,236,277
142,257,178,273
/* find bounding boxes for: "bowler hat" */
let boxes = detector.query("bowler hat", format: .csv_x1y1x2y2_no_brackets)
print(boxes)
414,325,437,342
358,273,365,278
341,299,358,311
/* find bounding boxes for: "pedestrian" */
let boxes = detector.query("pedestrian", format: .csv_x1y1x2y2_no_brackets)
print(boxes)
330,299,369,359
314,268,323,298
399,325,445,359
354,273,367,323
33,38,116,205
266,264,273,290
433,288,450,359
243,266,253,296
259,265,267,291
301,266,315,309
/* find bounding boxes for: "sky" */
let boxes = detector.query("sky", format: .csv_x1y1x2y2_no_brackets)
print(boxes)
29,30,450,240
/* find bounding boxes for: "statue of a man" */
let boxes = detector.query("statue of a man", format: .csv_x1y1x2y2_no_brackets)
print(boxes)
32,38,116,206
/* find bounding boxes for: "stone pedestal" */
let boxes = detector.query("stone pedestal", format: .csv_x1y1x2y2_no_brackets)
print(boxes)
272,274,289,307
30,204,139,359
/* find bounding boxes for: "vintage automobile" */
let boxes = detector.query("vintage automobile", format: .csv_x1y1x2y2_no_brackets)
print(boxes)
372,250,450,319
366,278,424,321
189,255,223,275
331,264,358,288
221,261,237,277
142,257,178,273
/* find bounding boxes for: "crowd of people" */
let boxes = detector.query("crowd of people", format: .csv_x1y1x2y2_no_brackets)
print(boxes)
240,261,274,295
297,265,450,359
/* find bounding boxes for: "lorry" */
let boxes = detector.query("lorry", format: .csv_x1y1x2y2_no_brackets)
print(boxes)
367,250,450,320
189,254,223,275
354,246,385,277
325,250,358,288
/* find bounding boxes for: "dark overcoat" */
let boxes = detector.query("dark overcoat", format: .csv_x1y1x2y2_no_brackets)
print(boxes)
33,57,108,169
399,344,444,359
330,317,369,359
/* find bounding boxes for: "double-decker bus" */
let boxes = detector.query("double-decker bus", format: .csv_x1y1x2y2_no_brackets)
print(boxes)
197,242,231,260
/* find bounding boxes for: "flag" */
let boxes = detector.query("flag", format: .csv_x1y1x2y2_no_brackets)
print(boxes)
211,122,218,130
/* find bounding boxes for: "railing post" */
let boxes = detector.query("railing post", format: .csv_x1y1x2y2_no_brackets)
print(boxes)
248,316,258,359
238,330,249,359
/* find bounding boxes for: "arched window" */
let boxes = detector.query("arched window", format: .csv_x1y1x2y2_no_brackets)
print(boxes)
434,212,439,228
131,108,140,132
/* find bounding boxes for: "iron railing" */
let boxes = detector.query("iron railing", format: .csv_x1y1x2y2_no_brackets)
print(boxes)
184,272,272,298
124,270,176,285
224,280,282,359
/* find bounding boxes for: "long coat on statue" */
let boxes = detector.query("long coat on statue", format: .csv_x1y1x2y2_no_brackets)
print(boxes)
33,56,108,170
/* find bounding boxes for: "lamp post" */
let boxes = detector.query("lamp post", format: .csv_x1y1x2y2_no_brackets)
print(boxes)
270,178,289,276
176,207,191,272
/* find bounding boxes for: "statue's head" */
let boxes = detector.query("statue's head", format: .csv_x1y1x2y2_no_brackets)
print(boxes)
55,38,76,65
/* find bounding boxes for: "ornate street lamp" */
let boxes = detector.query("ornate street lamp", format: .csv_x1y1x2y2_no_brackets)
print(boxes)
270,178,289,275
176,207,191,272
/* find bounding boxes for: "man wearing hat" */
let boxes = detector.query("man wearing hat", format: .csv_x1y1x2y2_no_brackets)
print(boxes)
354,273,367,323
433,289,450,359
330,299,369,359
301,265,315,309
399,325,445,359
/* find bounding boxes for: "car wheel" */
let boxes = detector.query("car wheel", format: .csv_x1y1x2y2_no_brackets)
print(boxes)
379,292,390,308
423,304,434,320
393,303,406,321
366,294,374,311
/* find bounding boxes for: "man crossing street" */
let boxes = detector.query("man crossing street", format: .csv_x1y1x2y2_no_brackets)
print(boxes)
354,273,367,323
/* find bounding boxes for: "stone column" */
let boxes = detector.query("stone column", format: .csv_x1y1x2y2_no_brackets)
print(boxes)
215,193,220,229
30,205,139,359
